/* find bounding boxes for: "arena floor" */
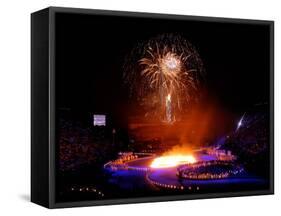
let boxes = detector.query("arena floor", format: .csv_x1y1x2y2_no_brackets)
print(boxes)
123,154,267,191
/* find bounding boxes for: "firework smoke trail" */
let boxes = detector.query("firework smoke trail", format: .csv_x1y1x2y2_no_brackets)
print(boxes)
166,94,173,123
123,33,204,122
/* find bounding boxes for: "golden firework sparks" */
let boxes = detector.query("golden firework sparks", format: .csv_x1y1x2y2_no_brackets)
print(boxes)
123,33,204,122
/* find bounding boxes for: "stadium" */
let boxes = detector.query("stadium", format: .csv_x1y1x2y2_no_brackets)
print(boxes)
54,27,270,202
103,125,267,193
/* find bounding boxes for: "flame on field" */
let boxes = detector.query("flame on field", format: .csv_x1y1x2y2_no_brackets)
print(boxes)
150,154,196,168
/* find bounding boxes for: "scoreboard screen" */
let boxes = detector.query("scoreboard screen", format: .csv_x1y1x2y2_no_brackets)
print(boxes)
93,114,106,126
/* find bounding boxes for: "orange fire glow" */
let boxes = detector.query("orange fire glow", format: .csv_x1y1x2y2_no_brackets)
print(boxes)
150,154,196,168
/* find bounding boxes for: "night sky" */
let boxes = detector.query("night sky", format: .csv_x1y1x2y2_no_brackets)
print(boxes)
55,12,270,115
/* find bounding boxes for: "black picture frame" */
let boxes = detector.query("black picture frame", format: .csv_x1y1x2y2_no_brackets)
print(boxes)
31,6,274,208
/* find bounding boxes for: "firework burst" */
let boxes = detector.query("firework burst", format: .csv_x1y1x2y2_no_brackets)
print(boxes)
124,33,204,121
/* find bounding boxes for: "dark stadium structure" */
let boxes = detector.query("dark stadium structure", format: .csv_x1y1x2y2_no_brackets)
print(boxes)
56,103,270,202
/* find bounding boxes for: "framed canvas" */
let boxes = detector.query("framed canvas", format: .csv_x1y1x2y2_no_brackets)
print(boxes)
31,7,274,208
